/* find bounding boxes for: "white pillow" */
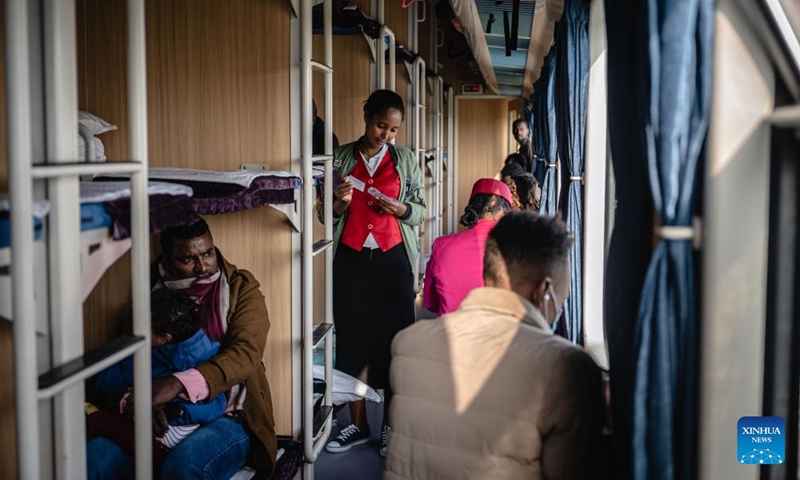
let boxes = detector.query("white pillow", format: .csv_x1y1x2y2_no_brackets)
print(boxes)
78,111,117,136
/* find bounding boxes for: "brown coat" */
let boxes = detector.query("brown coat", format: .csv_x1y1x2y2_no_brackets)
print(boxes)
152,253,277,474
385,287,603,480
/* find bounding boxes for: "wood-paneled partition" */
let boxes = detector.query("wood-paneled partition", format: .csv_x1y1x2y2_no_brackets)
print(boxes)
386,0,411,147
455,97,511,231
77,0,295,437
2,1,294,476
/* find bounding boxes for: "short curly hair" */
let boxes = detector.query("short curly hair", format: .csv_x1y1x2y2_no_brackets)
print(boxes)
484,212,573,285
151,288,205,344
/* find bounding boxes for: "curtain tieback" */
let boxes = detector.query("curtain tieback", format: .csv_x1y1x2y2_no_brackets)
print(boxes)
569,175,584,183
547,163,557,168
657,226,694,240
656,217,702,249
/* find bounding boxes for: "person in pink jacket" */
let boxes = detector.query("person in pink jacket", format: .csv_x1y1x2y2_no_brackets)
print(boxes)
423,178,512,316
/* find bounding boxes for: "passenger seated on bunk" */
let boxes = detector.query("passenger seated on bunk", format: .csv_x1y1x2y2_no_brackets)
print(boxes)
317,89,426,459
86,219,277,479
386,213,604,480
87,288,226,471
423,178,512,316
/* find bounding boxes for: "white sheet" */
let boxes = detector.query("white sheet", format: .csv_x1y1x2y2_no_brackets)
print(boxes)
144,167,300,188
312,365,382,405
0,195,51,218
79,181,193,204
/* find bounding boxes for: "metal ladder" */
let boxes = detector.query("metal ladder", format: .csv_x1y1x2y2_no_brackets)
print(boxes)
411,56,426,291
429,76,444,246
6,0,152,478
446,86,455,234
299,0,335,466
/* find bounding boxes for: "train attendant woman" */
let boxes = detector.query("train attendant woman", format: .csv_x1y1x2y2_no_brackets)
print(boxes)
317,90,426,458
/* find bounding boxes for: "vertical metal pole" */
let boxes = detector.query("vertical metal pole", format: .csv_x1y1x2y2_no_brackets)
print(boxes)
377,0,385,90
378,26,386,89
453,96,459,232
436,77,443,241
6,0,40,477
128,0,153,477
323,0,334,427
388,30,396,92
289,9,303,443
44,0,85,476
447,87,454,233
301,0,321,463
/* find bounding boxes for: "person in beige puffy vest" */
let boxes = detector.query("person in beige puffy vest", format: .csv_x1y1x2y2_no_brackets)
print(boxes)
385,212,604,480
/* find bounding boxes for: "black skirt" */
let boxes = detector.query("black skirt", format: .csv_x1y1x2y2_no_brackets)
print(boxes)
332,242,415,390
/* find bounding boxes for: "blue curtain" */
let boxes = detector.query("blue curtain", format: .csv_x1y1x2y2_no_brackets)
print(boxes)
554,0,590,345
630,1,714,479
604,1,653,477
533,51,558,216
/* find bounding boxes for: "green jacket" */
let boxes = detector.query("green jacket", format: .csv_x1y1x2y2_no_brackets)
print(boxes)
317,140,426,267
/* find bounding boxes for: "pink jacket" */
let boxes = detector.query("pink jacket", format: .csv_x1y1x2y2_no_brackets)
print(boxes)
423,219,497,316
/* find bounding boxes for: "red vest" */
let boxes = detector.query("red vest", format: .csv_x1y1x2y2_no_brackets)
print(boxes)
340,149,403,251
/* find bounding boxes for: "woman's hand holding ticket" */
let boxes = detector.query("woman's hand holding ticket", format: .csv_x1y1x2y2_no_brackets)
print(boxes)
369,187,407,217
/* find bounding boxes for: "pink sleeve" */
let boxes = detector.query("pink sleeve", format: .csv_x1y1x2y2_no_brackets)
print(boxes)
423,246,439,314
172,368,210,403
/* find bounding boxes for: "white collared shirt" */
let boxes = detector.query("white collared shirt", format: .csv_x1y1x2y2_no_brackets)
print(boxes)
358,144,389,249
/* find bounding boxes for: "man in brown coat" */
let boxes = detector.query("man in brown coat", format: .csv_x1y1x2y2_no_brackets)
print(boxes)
385,213,603,479
86,219,276,479
150,219,277,478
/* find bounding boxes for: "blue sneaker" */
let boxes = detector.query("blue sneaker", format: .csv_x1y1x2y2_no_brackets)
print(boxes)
325,424,371,453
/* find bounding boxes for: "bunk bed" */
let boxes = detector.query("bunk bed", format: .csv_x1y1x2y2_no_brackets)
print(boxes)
0,182,196,328
313,4,380,37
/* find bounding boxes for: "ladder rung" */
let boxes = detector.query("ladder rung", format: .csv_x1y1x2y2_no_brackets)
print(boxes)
312,155,334,163
313,405,334,441
310,61,333,74
37,335,148,400
312,239,333,256
32,161,143,179
313,323,333,349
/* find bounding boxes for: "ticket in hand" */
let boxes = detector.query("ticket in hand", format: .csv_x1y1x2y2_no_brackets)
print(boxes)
368,186,390,201
345,176,366,192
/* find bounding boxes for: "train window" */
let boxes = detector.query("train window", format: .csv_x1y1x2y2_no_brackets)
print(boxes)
761,72,800,480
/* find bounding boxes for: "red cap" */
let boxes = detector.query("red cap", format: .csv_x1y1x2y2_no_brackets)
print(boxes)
470,178,512,205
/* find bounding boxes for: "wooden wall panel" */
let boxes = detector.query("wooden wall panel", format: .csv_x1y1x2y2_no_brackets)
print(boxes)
418,0,434,67
78,0,294,435
456,98,509,231
313,34,373,144
386,0,411,147
386,0,409,47
0,322,15,480
148,0,293,435
394,71,410,146
79,0,130,160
